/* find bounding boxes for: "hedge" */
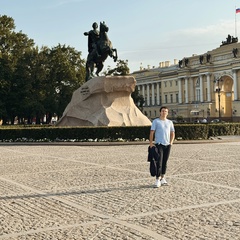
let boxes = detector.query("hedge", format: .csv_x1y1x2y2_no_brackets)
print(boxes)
0,123,239,142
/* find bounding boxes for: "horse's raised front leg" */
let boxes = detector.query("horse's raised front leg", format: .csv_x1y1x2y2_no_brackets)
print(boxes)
112,48,118,62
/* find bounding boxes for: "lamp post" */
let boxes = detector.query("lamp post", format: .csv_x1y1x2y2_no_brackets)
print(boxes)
214,77,223,120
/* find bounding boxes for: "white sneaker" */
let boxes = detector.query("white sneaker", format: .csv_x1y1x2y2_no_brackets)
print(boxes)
160,178,168,185
154,179,161,188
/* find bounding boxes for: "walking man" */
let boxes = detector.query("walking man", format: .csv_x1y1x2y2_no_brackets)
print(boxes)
149,106,175,188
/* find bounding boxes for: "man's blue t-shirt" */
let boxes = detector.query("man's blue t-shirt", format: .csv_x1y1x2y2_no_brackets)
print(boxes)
151,118,175,145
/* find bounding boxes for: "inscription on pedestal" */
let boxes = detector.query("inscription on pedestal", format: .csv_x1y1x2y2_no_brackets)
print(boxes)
80,87,90,96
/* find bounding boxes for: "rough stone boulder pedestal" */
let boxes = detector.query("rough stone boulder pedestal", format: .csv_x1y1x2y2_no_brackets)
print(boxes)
56,76,151,126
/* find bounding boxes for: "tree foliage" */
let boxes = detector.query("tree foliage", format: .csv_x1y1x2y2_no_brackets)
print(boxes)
0,15,86,124
105,59,130,76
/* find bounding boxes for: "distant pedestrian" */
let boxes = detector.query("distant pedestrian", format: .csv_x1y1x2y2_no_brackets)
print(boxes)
149,106,175,188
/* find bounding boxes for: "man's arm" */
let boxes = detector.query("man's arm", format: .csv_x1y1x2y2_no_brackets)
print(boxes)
149,130,155,148
170,131,175,145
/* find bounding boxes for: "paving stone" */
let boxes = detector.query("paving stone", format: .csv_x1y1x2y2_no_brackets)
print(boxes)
0,139,239,239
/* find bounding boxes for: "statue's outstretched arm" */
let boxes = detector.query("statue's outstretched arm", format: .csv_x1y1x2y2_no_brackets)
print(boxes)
84,32,89,36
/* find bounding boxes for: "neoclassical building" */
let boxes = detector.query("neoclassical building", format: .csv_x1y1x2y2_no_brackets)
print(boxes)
132,37,240,122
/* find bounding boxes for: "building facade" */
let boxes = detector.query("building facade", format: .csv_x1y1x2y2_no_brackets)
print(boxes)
132,38,240,122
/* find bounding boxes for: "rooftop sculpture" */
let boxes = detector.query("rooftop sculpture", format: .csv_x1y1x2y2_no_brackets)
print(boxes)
221,34,238,46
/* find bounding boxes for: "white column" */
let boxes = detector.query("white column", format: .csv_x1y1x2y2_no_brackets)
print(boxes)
199,75,203,102
206,74,211,102
190,77,194,102
233,70,238,100
185,77,189,103
178,78,182,103
151,83,155,105
147,84,150,106
156,82,160,105
142,85,145,106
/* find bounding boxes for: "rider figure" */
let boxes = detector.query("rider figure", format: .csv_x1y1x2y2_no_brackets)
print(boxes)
84,22,101,59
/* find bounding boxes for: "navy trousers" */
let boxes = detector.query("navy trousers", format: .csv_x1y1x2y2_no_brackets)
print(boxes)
155,144,171,178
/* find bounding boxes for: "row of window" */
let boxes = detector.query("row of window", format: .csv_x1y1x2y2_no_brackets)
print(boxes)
143,93,179,105
142,88,206,105
139,80,178,90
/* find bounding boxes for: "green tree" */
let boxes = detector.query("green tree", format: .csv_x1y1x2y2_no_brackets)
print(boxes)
43,44,85,123
0,56,11,121
13,47,46,124
0,15,15,123
105,59,130,76
0,15,35,124
5,34,35,124
0,15,86,124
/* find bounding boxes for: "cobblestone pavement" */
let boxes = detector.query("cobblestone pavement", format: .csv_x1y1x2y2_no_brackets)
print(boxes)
0,139,240,239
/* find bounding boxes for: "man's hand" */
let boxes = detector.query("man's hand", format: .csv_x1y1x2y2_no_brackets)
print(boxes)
149,130,155,148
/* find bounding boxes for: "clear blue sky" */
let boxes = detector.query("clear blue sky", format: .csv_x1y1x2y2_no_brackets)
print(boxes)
1,0,240,72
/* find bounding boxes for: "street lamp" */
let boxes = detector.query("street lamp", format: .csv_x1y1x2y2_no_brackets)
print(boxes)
214,77,223,120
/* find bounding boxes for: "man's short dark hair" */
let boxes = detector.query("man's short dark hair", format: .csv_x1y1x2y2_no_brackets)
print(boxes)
160,106,168,112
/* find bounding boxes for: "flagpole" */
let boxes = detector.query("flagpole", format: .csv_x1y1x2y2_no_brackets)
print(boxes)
235,5,237,37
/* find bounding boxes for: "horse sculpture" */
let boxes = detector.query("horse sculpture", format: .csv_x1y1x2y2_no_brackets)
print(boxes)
85,21,118,81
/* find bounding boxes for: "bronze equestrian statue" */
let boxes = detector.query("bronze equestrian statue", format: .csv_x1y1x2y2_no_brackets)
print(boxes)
84,21,118,81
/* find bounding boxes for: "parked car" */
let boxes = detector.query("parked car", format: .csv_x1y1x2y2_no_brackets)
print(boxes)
200,118,208,123
210,119,225,123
